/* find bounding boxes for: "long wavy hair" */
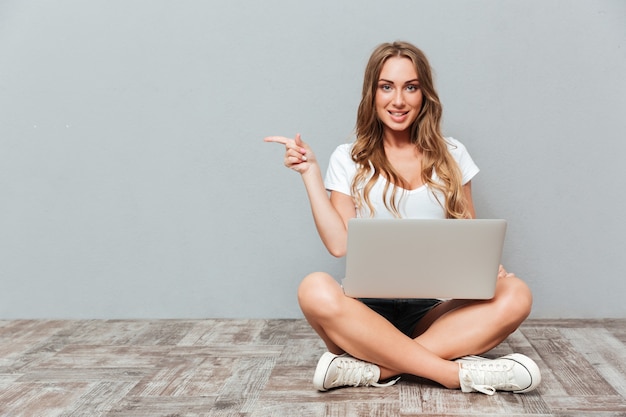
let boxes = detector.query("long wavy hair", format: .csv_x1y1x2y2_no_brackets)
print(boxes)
351,41,470,219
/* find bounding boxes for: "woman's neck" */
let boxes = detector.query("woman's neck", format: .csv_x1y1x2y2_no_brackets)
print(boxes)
383,130,413,150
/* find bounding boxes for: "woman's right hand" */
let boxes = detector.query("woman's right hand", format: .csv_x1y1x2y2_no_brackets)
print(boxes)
264,133,316,174
265,133,352,256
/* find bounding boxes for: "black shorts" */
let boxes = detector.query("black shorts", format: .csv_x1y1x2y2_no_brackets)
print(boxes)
360,298,441,337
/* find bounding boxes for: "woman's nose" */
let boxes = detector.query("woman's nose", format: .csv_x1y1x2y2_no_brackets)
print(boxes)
393,90,404,106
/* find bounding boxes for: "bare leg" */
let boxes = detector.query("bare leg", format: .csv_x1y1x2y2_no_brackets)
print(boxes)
298,272,460,388
412,275,533,360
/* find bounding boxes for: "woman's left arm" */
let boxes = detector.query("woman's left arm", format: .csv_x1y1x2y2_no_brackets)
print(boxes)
463,181,476,219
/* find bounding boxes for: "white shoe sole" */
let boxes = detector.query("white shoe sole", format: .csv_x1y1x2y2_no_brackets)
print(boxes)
313,352,339,391
502,353,542,393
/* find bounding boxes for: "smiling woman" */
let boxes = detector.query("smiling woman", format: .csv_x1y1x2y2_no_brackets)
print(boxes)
264,41,540,396
352,42,469,220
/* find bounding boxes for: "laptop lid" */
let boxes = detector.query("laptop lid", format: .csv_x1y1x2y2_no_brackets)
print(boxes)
341,219,507,299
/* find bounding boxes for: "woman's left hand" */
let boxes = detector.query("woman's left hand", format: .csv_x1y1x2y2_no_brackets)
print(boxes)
498,265,514,280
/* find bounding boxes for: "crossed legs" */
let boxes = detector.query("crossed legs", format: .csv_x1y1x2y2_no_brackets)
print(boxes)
297,271,532,389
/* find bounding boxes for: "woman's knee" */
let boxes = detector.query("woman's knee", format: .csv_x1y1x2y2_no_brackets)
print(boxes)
297,272,343,318
494,275,533,324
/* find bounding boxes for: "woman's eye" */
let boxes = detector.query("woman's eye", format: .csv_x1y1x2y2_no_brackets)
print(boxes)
379,84,392,91
406,84,420,91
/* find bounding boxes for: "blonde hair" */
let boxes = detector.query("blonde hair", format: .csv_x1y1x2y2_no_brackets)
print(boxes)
351,41,470,219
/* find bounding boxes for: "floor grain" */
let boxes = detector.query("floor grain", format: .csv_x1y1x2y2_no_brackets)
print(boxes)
0,319,624,416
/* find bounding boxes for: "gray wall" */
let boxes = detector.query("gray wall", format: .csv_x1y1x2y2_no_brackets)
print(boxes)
1,1,624,319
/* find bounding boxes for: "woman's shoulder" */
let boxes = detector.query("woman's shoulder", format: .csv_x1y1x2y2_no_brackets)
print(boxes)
444,137,471,157
334,142,354,153
444,136,479,180
329,142,355,162
444,136,466,150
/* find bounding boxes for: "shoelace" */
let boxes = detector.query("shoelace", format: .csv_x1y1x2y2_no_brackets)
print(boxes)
461,360,522,395
332,356,399,388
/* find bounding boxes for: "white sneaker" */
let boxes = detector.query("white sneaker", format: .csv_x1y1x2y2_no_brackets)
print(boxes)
313,352,399,391
457,353,541,395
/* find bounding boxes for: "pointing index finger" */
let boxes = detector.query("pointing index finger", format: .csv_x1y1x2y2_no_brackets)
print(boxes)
264,136,290,145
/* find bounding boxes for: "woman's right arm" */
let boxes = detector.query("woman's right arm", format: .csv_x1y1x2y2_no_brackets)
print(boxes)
264,134,355,257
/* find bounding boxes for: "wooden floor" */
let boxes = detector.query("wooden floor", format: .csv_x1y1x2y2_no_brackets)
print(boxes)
0,319,625,417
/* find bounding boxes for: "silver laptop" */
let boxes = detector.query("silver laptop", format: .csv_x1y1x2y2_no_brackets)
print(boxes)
342,219,507,299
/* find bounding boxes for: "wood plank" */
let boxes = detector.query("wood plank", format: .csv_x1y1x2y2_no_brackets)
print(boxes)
104,396,219,417
542,394,626,412
214,357,277,413
0,320,72,341
176,320,222,346
127,320,201,346
59,380,137,417
326,401,400,417
248,401,325,417
514,326,616,396
177,319,268,346
65,320,153,345
16,367,150,383
560,327,626,397
400,377,553,415
0,381,91,417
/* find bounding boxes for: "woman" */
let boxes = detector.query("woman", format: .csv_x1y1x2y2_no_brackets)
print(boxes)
265,41,540,395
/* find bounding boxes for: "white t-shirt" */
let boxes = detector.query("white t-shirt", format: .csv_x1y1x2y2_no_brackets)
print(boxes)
324,137,479,219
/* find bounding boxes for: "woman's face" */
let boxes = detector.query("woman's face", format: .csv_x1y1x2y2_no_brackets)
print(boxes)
375,57,423,136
